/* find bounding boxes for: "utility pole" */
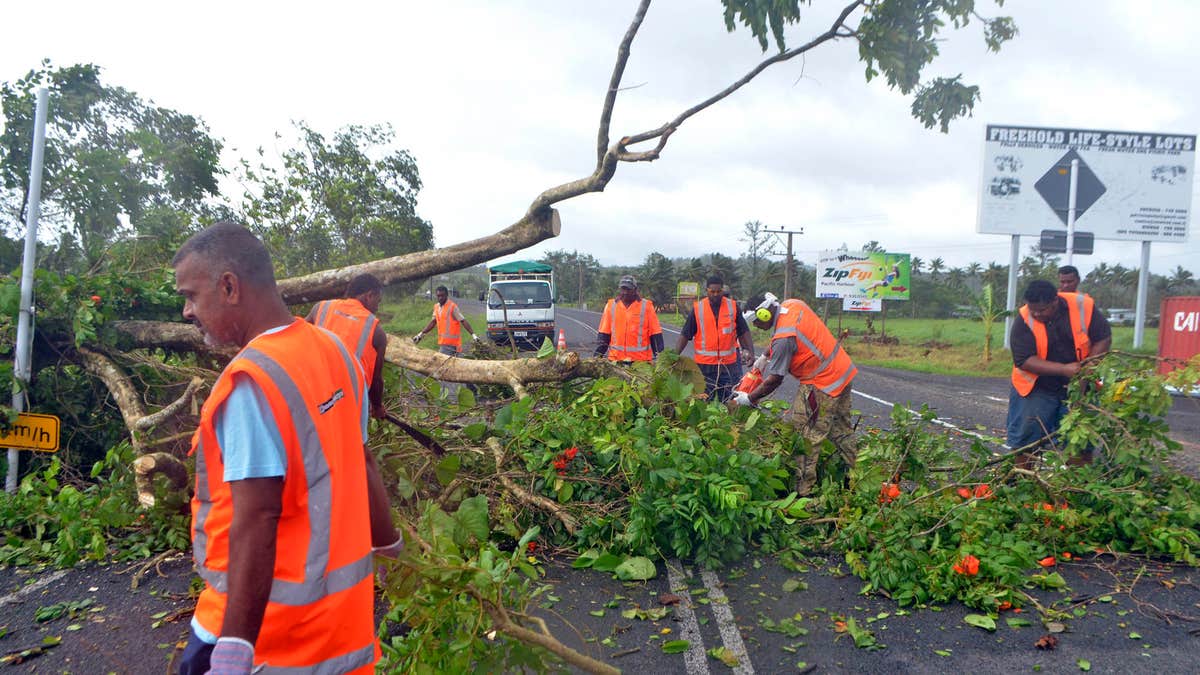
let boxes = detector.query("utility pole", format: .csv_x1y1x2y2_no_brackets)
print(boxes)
763,226,804,299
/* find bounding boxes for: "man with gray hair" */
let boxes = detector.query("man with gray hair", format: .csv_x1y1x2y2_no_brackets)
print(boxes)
173,222,398,674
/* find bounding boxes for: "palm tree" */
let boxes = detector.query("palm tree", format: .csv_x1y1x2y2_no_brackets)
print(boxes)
966,261,983,278
947,267,966,288
1169,265,1195,291
911,256,925,275
929,257,945,276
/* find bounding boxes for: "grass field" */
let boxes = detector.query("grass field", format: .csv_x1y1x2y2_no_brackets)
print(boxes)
379,298,1156,378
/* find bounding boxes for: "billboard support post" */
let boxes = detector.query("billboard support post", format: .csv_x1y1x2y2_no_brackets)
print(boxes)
1065,158,1079,265
1004,234,1020,350
1134,241,1151,348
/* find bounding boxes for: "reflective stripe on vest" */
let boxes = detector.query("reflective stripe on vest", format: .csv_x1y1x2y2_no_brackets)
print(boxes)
608,299,650,357
771,299,856,396
435,301,462,346
693,297,737,363
1011,292,1093,397
193,345,372,606
312,299,379,383
258,644,376,675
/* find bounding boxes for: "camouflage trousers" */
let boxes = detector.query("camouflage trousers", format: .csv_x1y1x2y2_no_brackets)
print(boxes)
785,382,858,496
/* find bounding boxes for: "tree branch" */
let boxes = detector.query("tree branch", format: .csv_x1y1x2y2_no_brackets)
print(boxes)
596,0,652,164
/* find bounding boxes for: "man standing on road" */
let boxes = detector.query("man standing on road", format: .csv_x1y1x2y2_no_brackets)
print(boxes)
306,273,389,420
413,285,479,355
1008,279,1111,464
674,275,755,401
174,222,399,675
1057,265,1082,294
594,274,664,361
732,293,859,496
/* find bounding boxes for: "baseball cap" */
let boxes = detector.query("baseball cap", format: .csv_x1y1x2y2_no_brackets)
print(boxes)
618,275,638,289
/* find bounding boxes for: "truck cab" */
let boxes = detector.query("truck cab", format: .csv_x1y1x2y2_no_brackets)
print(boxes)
486,261,555,348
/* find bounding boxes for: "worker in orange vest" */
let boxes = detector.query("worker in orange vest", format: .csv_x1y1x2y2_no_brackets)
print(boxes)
306,273,388,420
413,285,479,355
732,293,858,496
1007,279,1110,464
173,222,398,675
674,275,755,402
594,274,664,361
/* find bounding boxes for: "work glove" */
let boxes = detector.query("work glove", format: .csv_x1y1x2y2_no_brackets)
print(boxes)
373,537,404,560
208,637,255,675
731,391,753,407
411,332,423,344
472,333,480,342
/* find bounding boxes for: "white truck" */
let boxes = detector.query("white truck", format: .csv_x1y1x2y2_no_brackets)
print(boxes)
486,260,555,347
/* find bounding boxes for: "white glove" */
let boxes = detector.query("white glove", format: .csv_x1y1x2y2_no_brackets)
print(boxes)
411,332,423,343
732,391,753,407
472,333,480,341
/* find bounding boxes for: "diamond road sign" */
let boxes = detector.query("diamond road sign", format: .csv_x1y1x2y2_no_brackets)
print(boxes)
978,125,1195,242
1034,149,1107,226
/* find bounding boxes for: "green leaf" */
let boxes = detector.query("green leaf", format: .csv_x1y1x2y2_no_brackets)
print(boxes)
588,609,605,617
457,386,476,408
591,552,624,573
453,495,490,543
614,556,657,581
1006,617,1033,628
556,481,574,503
435,454,461,486
662,640,691,654
572,548,601,569
1077,659,1091,671
934,649,951,656
536,338,556,358
963,614,997,631
744,410,761,431
1098,595,1113,603
707,646,739,666
782,578,807,593
462,423,488,442
1128,632,1142,639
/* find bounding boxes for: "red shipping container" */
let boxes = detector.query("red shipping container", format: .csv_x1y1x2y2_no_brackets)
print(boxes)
1158,296,1200,376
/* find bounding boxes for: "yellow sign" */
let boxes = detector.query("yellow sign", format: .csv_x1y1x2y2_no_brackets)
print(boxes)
0,412,61,452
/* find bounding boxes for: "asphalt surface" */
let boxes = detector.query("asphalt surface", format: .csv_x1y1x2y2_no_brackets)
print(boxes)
2,303,1197,673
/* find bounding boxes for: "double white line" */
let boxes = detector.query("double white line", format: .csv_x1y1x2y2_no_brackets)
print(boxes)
665,559,754,675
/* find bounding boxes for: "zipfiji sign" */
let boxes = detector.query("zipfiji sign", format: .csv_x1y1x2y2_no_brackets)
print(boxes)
817,251,910,301
978,124,1194,242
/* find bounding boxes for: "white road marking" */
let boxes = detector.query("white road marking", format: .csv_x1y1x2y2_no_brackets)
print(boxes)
0,569,69,608
852,389,1007,448
699,567,754,674
666,560,711,675
985,395,1006,403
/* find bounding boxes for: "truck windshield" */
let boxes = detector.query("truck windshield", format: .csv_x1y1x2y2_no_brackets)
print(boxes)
489,281,552,308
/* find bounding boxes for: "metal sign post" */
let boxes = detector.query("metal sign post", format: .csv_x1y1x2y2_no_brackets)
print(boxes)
1134,242,1151,348
9,88,49,493
1003,234,1019,350
1065,158,1079,265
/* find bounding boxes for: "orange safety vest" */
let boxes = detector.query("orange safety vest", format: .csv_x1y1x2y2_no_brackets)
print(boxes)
434,300,462,350
600,298,657,361
1011,292,1093,397
190,319,377,674
770,299,857,396
692,297,738,365
312,298,380,386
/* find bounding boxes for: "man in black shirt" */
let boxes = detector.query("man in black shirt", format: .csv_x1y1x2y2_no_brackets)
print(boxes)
1007,280,1111,461
674,276,755,402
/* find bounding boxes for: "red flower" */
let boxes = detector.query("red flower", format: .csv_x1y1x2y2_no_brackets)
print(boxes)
998,601,1013,611
1060,552,1072,560
1037,556,1057,568
953,554,980,576
564,447,579,460
527,541,537,553
879,482,902,503
956,488,972,500
90,295,101,303
552,457,567,471
973,484,993,499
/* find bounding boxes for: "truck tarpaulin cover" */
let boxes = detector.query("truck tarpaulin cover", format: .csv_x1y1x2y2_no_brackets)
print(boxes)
490,260,553,274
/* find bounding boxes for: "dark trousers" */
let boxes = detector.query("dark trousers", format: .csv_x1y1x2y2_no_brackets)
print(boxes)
698,361,743,403
1005,386,1068,450
178,629,214,675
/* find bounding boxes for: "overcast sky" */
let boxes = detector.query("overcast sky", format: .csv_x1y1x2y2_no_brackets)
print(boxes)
3,0,1197,277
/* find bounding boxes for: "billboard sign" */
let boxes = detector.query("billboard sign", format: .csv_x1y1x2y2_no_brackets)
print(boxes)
843,298,882,312
978,125,1195,242
817,251,910,300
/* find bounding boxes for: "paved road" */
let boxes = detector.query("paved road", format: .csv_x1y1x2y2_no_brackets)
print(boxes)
3,303,1197,674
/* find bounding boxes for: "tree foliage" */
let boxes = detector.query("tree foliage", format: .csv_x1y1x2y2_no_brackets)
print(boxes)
238,122,434,277
0,61,223,271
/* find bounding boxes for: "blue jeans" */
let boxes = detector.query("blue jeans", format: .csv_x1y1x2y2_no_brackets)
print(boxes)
699,361,743,403
178,629,214,675
1006,386,1068,449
